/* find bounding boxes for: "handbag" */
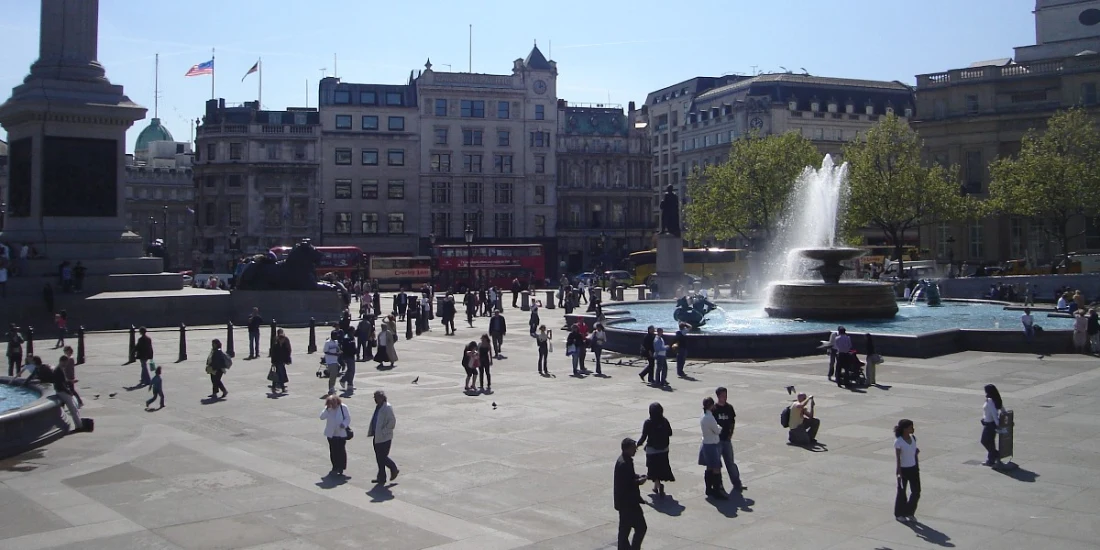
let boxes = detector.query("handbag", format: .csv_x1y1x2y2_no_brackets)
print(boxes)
566,344,576,356
267,365,277,381
342,407,354,440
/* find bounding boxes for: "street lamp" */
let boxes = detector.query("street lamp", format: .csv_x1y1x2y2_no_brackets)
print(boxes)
148,216,156,253
0,201,6,231
428,232,437,289
317,199,325,246
464,224,474,291
162,205,169,270
946,236,956,277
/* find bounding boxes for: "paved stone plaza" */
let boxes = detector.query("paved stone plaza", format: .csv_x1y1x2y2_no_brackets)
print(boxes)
2,299,1100,550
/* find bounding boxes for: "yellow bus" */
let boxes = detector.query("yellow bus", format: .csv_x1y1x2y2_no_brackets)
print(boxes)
628,248,748,285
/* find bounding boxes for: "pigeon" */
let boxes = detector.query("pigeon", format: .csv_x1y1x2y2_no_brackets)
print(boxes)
93,394,100,400
492,402,497,409
786,386,796,395
108,392,118,398
412,376,419,385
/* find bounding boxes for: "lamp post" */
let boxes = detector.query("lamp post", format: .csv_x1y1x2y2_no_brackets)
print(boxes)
464,225,474,291
428,232,436,289
946,236,956,277
162,205,169,270
317,199,325,246
0,200,6,231
147,216,155,253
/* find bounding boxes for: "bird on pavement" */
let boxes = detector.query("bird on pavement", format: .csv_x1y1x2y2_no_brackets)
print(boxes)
108,393,118,398
412,376,419,385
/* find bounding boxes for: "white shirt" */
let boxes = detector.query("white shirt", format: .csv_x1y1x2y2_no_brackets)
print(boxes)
834,334,852,354
982,398,1001,425
700,410,721,444
1058,296,1068,309
1021,313,1033,328
320,404,351,438
323,340,340,365
895,435,918,468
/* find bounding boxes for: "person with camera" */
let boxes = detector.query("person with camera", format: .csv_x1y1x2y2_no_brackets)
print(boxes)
788,392,821,446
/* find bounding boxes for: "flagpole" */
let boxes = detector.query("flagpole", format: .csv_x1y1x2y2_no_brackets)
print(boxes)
258,58,263,108
211,47,215,99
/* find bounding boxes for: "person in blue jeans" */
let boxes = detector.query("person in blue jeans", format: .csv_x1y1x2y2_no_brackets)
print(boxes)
246,307,263,359
673,323,689,378
653,328,669,386
712,387,745,492
145,366,165,410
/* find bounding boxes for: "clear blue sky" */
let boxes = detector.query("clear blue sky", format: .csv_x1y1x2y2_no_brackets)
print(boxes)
0,0,1037,152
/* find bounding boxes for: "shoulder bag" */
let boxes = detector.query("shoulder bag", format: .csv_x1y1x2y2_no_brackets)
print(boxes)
342,406,354,440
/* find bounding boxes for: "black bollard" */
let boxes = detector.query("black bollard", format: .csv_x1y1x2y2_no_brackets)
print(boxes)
406,314,413,341
178,322,187,362
226,321,235,358
307,317,317,353
76,326,86,365
268,319,277,357
24,326,34,362
128,324,137,363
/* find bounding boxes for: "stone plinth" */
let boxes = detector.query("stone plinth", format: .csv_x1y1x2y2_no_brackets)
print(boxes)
654,233,685,298
765,281,898,319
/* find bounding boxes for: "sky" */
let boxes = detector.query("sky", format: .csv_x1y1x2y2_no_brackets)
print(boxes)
0,0,1038,153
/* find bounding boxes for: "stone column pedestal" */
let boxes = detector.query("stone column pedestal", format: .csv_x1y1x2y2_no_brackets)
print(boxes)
654,233,685,299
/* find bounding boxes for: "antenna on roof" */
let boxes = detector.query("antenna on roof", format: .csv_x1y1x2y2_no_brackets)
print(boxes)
154,53,160,118
751,65,759,75
801,67,809,75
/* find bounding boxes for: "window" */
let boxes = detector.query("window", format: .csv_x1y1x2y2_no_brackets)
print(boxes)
388,116,405,131
431,181,451,204
493,154,513,174
534,185,545,204
431,212,451,237
965,95,979,115
494,213,513,238
361,213,378,233
435,98,447,116
534,215,546,237
229,142,242,160
530,131,549,147
936,221,951,259
335,212,352,234
1083,83,1098,105
969,222,984,258
1010,218,1025,259
463,212,482,237
463,129,483,146
359,90,376,105
434,128,448,144
497,101,510,119
361,115,378,130
335,115,352,129
495,182,513,204
964,150,983,194
534,104,545,120
361,179,379,199
387,149,405,166
386,92,403,106
228,203,242,226
361,149,378,165
387,213,405,233
497,130,510,146
227,174,242,187
813,128,824,140
431,153,451,172
266,144,280,160
460,100,485,118
463,153,482,173
334,90,350,104
267,112,283,125
334,179,352,199
535,155,545,173
335,148,352,165
295,143,307,160
933,99,947,120
463,181,482,204
205,176,218,188
204,202,217,226
387,180,405,199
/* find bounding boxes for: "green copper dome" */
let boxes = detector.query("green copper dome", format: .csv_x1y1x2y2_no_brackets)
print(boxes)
135,117,174,152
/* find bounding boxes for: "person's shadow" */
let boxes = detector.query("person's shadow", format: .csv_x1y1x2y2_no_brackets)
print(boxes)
707,493,754,518
367,483,396,502
315,474,348,490
199,396,223,405
905,519,955,547
647,495,685,516
994,463,1038,482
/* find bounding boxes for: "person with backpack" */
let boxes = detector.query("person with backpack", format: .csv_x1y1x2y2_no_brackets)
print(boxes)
785,392,820,446
205,339,230,399
338,328,358,391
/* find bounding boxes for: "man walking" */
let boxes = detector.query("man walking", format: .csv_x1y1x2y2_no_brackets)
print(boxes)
464,291,477,327
135,327,154,386
247,307,263,359
369,390,399,484
713,387,746,492
511,277,521,308
338,328,357,391
489,310,507,359
614,437,647,550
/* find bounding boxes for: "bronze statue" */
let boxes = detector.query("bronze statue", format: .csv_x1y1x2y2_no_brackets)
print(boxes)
236,239,337,291
659,184,682,237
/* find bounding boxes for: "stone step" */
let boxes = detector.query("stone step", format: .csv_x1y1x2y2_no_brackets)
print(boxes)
1,272,183,295
4,257,167,277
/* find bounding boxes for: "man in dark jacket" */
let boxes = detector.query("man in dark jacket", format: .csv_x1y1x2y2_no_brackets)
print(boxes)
247,307,263,359
488,310,507,359
511,278,521,308
338,329,358,391
135,327,154,386
614,437,647,550
638,326,656,383
463,292,477,327
440,293,457,335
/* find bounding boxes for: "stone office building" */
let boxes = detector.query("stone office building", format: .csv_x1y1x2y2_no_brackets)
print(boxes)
192,99,321,273
124,127,195,270
317,76,420,255
556,101,653,273
414,46,559,260
913,0,1100,266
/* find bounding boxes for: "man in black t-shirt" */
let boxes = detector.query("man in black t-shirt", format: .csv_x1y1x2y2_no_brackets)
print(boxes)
613,437,647,550
713,387,746,492
247,307,264,359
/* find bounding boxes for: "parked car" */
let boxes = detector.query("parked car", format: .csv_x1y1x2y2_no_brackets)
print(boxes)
601,270,635,287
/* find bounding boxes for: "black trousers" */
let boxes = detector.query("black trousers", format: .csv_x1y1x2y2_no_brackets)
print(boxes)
617,508,646,550
328,436,347,472
373,439,397,482
981,422,999,463
479,365,491,388
639,354,655,381
248,329,261,357
210,371,227,395
491,334,503,355
895,466,920,517
7,353,20,377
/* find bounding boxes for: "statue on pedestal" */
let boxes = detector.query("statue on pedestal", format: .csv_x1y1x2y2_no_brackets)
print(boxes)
659,184,681,237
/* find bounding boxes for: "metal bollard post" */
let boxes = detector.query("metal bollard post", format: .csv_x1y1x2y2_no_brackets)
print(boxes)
308,317,318,353
226,321,235,358
76,326,86,365
128,324,137,363
24,326,34,362
178,323,187,362
406,314,413,341
268,319,277,357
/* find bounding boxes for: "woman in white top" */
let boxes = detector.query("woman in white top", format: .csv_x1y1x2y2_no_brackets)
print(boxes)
698,397,726,500
893,419,920,522
320,395,351,477
981,384,1005,467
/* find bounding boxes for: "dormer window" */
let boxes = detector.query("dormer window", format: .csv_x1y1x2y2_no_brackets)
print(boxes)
904,107,914,118
810,99,820,112
865,103,875,116
886,105,895,116
845,100,855,114
827,100,838,113
788,99,798,111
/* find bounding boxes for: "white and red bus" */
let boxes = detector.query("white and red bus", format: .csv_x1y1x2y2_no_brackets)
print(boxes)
434,243,545,291
368,256,431,290
269,245,365,279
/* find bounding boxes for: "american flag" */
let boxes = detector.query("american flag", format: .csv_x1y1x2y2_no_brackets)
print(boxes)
184,59,213,77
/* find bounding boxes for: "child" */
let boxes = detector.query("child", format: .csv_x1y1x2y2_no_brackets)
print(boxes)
55,310,68,349
145,365,164,410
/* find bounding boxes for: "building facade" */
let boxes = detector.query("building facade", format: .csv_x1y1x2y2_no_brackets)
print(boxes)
556,101,653,273
317,76,420,255
414,46,559,263
193,99,321,273
123,139,194,270
913,0,1100,266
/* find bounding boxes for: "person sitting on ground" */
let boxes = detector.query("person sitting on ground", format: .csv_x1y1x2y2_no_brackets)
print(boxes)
788,392,821,446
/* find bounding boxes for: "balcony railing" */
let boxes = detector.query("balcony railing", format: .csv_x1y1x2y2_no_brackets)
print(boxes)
916,56,1100,88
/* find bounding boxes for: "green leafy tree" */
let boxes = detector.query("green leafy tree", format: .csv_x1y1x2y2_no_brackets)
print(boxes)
844,114,967,273
684,131,819,245
988,107,1100,257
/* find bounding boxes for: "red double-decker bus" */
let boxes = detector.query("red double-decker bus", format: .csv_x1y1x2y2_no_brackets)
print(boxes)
435,243,545,291
269,246,365,279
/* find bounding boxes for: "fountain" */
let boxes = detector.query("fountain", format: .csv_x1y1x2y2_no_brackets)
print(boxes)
0,377,64,459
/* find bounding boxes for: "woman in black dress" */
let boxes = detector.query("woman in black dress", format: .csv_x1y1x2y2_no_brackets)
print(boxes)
636,402,675,497
461,341,479,392
477,334,493,392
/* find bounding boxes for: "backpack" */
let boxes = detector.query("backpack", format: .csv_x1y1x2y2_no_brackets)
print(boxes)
780,405,792,428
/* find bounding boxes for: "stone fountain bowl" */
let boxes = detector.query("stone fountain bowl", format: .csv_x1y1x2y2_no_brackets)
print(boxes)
0,377,64,459
796,247,867,263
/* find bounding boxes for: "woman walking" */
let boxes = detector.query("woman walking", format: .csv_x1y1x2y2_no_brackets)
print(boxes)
54,310,68,349
566,324,586,376
205,339,230,399
270,328,291,393
894,419,920,523
529,300,540,337
320,395,351,477
1073,309,1089,353
477,334,493,392
536,325,551,376
699,397,727,499
591,323,606,375
981,384,1006,467
637,402,675,497
374,318,397,369
462,341,479,391
653,328,669,386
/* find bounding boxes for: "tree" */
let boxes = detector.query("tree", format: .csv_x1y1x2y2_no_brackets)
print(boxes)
988,107,1100,257
844,114,968,274
684,131,819,246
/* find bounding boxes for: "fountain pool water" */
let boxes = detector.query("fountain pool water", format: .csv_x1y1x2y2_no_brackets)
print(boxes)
0,383,40,414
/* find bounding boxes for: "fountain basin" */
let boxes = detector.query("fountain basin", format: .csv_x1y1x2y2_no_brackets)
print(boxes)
0,377,64,459
765,281,898,320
